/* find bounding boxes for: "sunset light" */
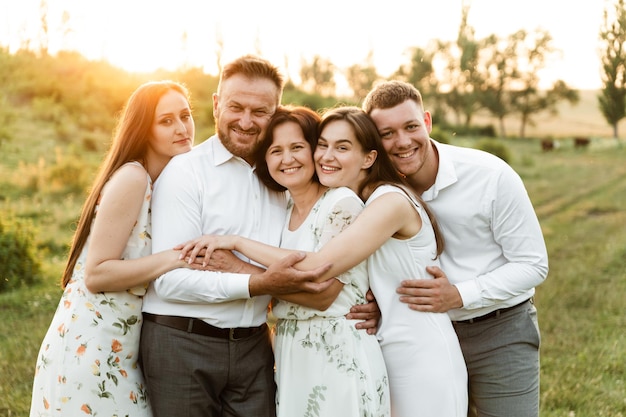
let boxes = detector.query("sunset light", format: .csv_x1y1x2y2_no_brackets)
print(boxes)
0,0,610,90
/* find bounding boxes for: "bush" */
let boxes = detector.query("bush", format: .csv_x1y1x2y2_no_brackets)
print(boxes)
47,160,90,194
444,123,497,138
431,125,451,144
0,214,42,292
476,139,512,163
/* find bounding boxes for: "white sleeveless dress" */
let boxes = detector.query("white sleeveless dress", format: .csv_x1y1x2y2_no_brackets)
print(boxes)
30,161,153,417
273,187,390,417
367,185,468,417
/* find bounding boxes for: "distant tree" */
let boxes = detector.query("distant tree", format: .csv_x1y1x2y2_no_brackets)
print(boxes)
509,29,578,138
283,54,292,85
512,79,579,139
437,5,486,127
391,45,447,122
299,55,336,97
393,46,437,95
59,10,74,50
38,0,49,55
215,25,224,74
180,31,190,70
598,0,626,142
480,31,524,137
345,50,380,102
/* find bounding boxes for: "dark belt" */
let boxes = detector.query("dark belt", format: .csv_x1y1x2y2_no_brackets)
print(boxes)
143,313,266,341
453,298,532,324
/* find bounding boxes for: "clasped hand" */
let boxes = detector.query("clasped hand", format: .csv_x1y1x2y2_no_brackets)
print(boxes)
176,235,237,267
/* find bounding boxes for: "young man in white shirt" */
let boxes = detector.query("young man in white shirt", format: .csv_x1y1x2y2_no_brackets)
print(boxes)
361,80,549,417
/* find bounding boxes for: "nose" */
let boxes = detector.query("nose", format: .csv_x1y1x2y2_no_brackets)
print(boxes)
282,150,295,163
396,130,412,148
319,147,335,161
175,119,187,135
238,110,254,130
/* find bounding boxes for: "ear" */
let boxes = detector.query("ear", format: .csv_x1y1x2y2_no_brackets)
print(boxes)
362,150,377,170
212,93,219,116
424,110,433,134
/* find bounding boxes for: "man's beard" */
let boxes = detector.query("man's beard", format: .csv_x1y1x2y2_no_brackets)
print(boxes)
217,124,261,161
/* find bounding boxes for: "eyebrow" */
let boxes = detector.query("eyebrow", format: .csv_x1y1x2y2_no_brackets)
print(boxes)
156,107,190,118
319,136,353,144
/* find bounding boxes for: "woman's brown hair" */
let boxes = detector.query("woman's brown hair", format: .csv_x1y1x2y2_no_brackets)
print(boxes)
254,105,321,191
61,81,191,287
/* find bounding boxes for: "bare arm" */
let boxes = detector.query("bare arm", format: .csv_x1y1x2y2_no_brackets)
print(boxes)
180,192,417,286
84,164,192,293
194,248,340,310
248,252,335,297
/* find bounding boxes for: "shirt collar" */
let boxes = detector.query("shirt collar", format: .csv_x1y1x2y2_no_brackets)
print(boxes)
422,140,457,200
211,134,254,169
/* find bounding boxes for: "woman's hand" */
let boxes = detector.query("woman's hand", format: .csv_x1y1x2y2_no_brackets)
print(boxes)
176,235,238,266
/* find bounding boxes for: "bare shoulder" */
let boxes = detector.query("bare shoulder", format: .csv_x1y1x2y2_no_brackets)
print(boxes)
110,162,149,187
368,188,413,212
102,163,149,202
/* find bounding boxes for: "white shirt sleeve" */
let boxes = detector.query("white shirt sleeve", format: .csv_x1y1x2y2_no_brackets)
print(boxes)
455,165,548,308
150,155,251,303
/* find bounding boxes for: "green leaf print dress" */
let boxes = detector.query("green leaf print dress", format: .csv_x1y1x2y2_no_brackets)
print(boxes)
273,187,390,417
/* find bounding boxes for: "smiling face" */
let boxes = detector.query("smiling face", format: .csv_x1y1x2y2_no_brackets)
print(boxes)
368,99,434,184
213,74,280,164
265,121,316,192
314,119,376,193
148,89,195,160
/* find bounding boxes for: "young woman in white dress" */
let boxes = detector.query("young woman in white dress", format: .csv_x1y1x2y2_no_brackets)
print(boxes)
182,106,468,416
29,81,200,417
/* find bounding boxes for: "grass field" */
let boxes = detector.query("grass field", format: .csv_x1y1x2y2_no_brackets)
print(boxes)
1,97,626,415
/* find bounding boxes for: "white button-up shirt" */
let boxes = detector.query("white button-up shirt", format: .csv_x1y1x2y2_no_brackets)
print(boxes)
143,135,288,328
423,141,549,321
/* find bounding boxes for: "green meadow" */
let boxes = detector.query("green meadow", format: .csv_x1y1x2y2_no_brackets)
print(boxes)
1,102,625,416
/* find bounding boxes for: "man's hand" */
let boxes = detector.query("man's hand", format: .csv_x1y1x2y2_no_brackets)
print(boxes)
249,252,333,297
346,289,380,335
206,249,263,274
397,266,463,313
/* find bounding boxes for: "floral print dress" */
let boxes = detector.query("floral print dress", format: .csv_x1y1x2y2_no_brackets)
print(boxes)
273,187,390,417
30,162,153,417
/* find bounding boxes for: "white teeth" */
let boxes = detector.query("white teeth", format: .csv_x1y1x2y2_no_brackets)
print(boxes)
321,165,339,172
283,167,299,173
234,129,255,137
397,150,415,158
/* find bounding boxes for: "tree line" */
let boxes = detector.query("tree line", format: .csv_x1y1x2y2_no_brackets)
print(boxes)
2,0,626,142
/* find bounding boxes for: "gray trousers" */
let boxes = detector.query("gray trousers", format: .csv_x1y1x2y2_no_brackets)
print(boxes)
140,319,276,417
453,300,541,417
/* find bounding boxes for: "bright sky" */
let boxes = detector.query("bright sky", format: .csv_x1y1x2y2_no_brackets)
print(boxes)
0,0,611,90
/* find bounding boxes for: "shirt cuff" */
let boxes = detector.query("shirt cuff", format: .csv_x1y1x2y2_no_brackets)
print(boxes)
225,273,253,299
455,280,482,309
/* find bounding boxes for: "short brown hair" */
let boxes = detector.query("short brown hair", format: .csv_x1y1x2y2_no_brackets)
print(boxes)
218,54,284,97
362,80,424,114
